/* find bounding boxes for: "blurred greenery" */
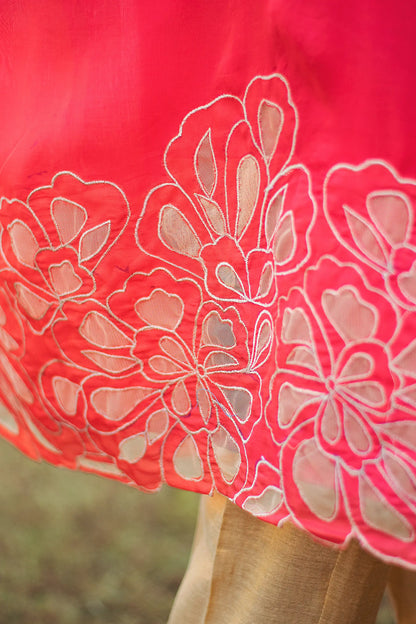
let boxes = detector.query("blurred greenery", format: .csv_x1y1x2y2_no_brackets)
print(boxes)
0,438,198,623
0,438,396,623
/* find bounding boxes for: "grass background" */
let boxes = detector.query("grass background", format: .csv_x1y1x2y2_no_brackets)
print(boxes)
0,437,396,623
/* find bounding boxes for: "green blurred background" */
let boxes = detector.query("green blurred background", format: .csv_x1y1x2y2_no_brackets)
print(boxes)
0,437,396,623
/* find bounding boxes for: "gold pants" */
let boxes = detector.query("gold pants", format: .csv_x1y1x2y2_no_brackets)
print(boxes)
168,493,415,624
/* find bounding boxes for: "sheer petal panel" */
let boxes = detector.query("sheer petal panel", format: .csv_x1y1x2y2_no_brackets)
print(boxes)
8,221,39,267
258,99,283,162
51,199,87,245
159,205,202,257
195,130,217,196
366,193,410,246
135,290,184,331
91,386,154,421
173,435,204,480
293,439,338,520
359,476,413,541
79,222,111,262
119,433,147,463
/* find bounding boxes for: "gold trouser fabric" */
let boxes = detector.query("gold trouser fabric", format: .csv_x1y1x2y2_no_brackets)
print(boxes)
168,493,389,624
388,566,416,624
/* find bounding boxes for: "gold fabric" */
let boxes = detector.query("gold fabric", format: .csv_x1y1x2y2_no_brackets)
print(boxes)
388,566,416,624
168,493,389,624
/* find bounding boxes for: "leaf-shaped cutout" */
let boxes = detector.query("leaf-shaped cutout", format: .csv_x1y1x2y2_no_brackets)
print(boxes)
79,311,132,348
173,435,203,480
14,283,52,320
320,399,341,444
0,408,18,435
339,353,373,381
258,99,283,161
51,198,87,245
8,221,39,267
149,355,185,375
256,263,274,298
79,221,110,262
287,346,318,373
236,155,260,238
273,212,296,264
49,260,83,296
322,287,377,342
344,380,385,407
293,439,337,520
217,264,244,294
0,328,19,352
81,350,136,373
344,408,372,454
160,336,190,365
359,476,413,541
265,188,285,245
204,351,238,369
278,382,319,427
281,307,313,346
252,317,272,365
195,129,217,196
211,427,241,482
344,205,388,267
220,386,252,422
171,380,191,415
367,192,410,246
160,205,202,257
196,382,211,424
119,433,146,463
147,408,169,443
52,376,81,415
0,353,33,404
243,486,283,516
196,195,226,235
91,386,153,420
135,290,184,330
201,311,236,348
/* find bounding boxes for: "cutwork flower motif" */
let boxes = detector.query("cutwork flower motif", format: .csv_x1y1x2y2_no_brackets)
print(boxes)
42,356,248,493
0,284,33,441
137,75,316,305
46,268,260,490
235,459,286,521
271,258,399,466
110,269,271,439
267,257,416,561
0,172,130,332
324,161,416,310
0,287,118,476
41,358,166,490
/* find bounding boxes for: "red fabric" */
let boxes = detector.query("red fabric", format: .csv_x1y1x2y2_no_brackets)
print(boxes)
1,0,416,567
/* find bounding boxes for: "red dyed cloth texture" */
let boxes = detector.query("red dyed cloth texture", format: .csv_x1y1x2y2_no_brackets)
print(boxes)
1,0,416,567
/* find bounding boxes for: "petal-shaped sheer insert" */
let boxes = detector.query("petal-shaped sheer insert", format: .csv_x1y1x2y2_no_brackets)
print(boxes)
173,435,203,480
51,198,87,244
258,99,283,162
293,439,338,520
195,130,217,196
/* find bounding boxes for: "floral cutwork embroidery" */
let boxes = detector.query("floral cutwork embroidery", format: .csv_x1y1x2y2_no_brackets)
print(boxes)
0,172,130,333
137,75,316,306
2,74,416,566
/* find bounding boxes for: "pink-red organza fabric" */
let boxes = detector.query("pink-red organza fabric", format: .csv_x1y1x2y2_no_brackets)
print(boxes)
1,0,416,568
